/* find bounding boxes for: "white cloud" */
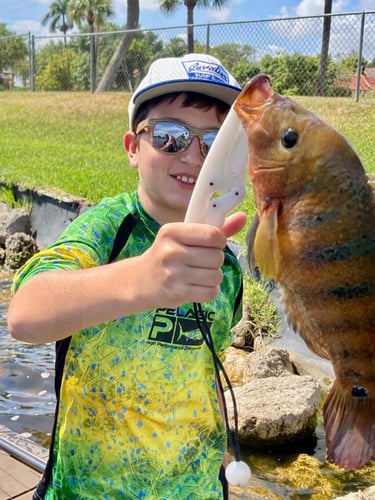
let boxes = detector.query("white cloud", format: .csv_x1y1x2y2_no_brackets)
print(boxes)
359,0,375,9
267,4,374,62
112,0,161,23
295,0,325,17
270,0,363,41
332,0,352,13
11,20,49,37
279,0,353,18
257,44,288,59
206,7,231,23
139,0,163,12
204,0,244,23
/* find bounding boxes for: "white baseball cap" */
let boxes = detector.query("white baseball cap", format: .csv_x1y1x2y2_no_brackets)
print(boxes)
128,53,241,129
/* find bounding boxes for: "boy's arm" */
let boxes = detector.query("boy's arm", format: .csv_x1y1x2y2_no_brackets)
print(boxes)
8,215,246,344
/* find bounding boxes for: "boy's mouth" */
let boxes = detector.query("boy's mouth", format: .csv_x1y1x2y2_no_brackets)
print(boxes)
174,175,196,185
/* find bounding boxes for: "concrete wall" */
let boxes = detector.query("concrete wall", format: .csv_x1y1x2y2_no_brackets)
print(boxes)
12,186,92,249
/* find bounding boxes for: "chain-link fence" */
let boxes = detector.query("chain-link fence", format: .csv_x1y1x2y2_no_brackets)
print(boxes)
0,32,31,89
1,11,375,100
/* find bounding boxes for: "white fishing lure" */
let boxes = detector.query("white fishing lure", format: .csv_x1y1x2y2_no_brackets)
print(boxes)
184,106,248,227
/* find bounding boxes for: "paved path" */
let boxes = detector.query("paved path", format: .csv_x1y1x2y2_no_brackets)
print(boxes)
0,426,47,500
0,449,41,500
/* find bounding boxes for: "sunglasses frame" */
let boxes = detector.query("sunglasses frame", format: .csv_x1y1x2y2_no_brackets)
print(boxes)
135,118,219,157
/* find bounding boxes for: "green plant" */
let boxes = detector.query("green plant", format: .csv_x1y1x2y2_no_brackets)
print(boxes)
0,185,32,212
242,272,280,345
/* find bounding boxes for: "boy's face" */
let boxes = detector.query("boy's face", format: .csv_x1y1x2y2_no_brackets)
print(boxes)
124,94,226,224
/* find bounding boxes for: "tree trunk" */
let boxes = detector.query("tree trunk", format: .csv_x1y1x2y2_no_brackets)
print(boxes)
90,25,96,93
96,0,139,92
186,3,195,53
316,0,332,96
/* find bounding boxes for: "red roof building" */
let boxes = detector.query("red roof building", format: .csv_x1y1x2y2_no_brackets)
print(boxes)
349,68,375,92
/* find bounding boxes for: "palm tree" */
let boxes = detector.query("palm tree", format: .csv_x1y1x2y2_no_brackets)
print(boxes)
316,0,332,96
41,0,73,45
96,0,140,92
69,0,114,91
159,0,227,53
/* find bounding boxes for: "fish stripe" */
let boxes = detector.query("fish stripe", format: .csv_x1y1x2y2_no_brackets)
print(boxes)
288,210,337,228
305,236,375,263
326,278,375,300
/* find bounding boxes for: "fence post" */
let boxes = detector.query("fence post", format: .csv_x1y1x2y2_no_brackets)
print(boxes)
206,23,210,54
90,32,96,93
354,11,365,102
29,33,35,92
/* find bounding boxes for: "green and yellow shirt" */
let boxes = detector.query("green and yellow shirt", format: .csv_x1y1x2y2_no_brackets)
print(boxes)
13,191,243,499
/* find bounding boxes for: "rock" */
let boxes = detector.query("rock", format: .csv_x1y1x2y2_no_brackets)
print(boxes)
229,488,265,499
226,375,321,448
6,208,32,236
0,203,38,270
231,304,252,349
5,232,38,270
0,207,31,246
223,347,249,386
335,486,375,499
244,345,296,381
0,246,5,266
224,345,296,386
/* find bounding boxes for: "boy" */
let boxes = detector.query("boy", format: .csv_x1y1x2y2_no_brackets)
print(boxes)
8,53,247,499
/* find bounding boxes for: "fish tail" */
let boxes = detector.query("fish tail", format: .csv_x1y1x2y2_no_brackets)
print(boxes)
323,381,375,470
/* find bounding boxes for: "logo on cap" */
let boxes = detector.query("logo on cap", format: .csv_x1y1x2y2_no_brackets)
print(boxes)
182,59,229,84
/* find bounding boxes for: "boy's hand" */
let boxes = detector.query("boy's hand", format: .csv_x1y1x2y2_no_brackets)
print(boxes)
138,212,247,308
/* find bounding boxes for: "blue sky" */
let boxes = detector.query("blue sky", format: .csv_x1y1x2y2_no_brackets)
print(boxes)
2,0,373,36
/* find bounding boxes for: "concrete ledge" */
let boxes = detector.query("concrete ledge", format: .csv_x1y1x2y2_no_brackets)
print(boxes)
11,185,93,249
0,424,48,471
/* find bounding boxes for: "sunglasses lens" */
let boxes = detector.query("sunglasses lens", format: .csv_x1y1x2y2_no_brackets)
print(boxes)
152,121,187,153
151,121,218,156
201,130,218,155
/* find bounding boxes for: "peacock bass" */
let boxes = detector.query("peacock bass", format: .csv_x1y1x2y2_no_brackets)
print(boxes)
234,74,375,471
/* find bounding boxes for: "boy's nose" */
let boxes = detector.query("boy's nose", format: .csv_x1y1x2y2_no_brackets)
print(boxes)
182,135,204,162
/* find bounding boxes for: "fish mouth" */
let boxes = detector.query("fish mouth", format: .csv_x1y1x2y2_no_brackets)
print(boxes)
239,74,274,108
251,159,286,174
234,74,275,123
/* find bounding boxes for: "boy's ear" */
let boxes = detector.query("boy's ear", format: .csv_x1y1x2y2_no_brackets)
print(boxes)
124,131,138,168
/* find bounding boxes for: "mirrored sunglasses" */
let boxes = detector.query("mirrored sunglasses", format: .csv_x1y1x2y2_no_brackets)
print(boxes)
135,118,219,157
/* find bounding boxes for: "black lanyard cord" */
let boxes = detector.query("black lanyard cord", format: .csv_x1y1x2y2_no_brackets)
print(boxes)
193,302,241,462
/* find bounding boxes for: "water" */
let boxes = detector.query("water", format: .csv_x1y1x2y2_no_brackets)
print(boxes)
0,270,374,499
0,270,55,448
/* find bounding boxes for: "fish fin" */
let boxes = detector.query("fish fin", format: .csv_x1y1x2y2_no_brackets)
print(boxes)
368,173,375,207
323,381,375,470
253,205,281,282
246,213,259,274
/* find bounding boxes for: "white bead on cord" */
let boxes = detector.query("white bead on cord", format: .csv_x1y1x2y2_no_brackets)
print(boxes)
225,460,251,486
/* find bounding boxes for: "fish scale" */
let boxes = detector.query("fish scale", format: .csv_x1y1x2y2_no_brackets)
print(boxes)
235,74,375,471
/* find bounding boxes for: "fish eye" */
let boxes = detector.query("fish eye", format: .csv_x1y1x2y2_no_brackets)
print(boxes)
281,128,298,148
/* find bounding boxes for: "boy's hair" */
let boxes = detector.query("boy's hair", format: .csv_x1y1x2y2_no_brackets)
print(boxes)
132,91,231,132
128,54,241,130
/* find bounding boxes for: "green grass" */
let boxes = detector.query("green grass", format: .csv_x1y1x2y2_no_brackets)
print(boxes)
1,91,373,245
0,92,138,202
293,95,375,173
